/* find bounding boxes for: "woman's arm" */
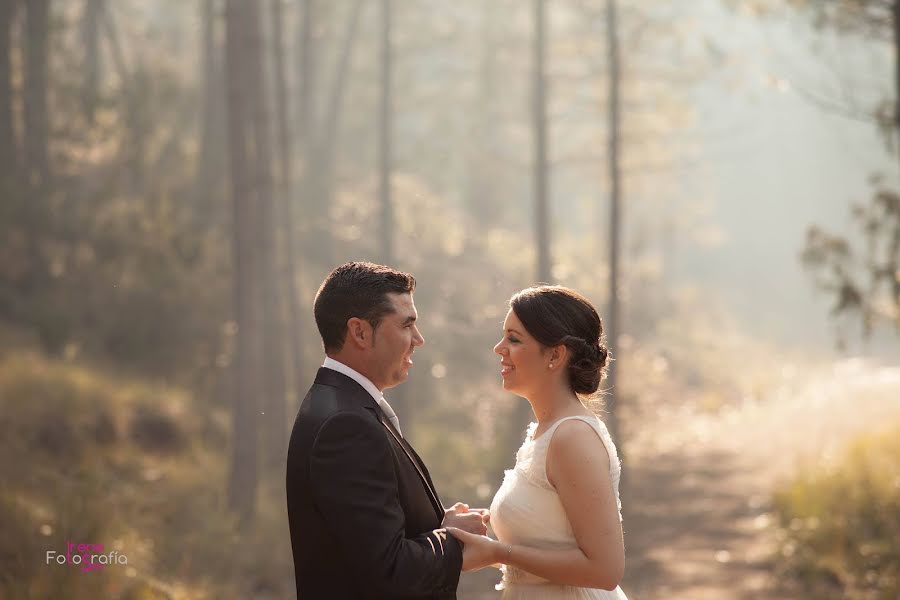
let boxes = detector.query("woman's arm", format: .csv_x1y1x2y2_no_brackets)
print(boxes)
448,419,625,590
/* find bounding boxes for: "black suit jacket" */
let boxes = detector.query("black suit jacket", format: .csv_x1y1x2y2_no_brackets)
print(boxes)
287,367,463,599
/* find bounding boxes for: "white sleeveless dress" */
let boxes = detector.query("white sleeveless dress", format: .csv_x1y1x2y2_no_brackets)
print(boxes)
489,415,629,600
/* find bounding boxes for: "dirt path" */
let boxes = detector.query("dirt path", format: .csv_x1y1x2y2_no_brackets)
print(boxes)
621,358,900,600
459,359,900,599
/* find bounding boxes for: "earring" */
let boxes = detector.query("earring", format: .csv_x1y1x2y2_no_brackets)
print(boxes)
548,363,554,369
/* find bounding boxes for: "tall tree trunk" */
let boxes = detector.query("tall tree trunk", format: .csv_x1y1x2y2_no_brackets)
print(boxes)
465,1,499,234
378,0,393,265
604,0,622,445
81,0,104,124
377,0,412,428
660,208,675,297
100,6,144,198
272,0,305,410
293,0,318,397
297,0,315,153
0,0,16,183
516,0,551,434
101,6,127,82
893,0,900,168
888,3,900,311
24,0,50,186
195,0,220,226
533,0,550,284
308,0,364,264
245,0,286,472
225,0,260,524
124,63,147,196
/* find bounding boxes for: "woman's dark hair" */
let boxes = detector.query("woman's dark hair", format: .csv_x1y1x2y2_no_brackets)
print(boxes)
509,285,609,395
314,262,416,352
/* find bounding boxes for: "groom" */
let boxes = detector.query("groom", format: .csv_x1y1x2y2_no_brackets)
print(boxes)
287,262,489,599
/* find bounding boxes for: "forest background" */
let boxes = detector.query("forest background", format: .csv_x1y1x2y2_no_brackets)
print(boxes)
1,0,899,598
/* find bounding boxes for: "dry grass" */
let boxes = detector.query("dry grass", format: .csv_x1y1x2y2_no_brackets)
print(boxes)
0,352,294,599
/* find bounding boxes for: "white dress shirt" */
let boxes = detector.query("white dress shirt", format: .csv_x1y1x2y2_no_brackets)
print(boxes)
322,357,403,437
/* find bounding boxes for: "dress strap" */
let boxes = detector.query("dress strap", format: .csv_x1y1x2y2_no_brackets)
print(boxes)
540,415,621,482
522,416,597,485
555,415,619,467
553,416,624,522
533,415,603,446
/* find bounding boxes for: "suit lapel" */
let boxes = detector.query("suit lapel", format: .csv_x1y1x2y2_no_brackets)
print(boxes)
315,367,445,520
377,414,444,520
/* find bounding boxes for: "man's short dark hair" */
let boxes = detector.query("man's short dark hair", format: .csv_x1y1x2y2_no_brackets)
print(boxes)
314,262,417,353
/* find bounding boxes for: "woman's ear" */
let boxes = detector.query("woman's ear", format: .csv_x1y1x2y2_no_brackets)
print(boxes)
548,344,568,369
345,317,371,349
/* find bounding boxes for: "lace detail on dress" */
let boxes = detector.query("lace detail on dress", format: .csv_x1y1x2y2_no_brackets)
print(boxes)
514,415,623,519
489,415,629,598
513,422,554,490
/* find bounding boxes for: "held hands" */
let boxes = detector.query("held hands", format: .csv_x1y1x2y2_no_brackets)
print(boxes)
441,502,489,536
445,526,505,572
443,502,497,570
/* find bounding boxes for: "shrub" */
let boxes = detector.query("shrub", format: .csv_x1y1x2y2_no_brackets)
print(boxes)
129,405,184,453
773,420,900,599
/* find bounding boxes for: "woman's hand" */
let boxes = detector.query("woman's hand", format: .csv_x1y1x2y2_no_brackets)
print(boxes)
445,526,504,572
442,502,489,536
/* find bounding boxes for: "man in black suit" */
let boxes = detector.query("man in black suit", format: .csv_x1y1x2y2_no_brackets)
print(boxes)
287,262,493,599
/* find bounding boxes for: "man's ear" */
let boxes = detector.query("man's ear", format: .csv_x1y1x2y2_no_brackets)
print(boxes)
346,317,371,349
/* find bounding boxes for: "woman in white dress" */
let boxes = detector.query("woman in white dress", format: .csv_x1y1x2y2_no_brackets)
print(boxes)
447,286,628,599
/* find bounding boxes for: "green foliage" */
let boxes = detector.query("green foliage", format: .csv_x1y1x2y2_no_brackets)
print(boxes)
0,0,230,379
780,0,900,341
801,177,900,341
772,420,900,599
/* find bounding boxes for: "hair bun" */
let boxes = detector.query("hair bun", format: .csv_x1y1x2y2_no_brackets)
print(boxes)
561,335,608,395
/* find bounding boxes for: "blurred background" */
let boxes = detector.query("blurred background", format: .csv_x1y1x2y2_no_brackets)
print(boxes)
1,0,899,598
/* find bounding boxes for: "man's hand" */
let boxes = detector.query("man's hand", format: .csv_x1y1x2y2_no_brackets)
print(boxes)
445,527,502,572
442,502,489,536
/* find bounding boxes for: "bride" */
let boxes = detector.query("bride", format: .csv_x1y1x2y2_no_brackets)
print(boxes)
448,285,628,599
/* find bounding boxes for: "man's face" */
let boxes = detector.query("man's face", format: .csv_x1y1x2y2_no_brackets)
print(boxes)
369,292,425,390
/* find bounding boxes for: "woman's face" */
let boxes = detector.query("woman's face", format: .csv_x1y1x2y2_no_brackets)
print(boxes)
493,308,548,396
